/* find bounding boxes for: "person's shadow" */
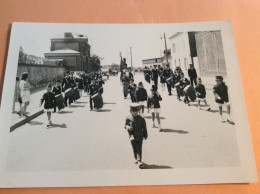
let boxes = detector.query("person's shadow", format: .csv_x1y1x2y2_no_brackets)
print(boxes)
139,162,172,169
144,116,166,120
58,111,73,114
48,123,67,128
95,109,111,112
160,128,189,134
69,105,85,108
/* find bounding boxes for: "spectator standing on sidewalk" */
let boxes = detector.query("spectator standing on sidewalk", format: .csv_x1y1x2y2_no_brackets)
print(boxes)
125,103,148,166
13,76,22,113
17,72,31,117
188,64,198,87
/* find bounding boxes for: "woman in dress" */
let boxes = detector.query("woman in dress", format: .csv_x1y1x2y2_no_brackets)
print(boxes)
18,72,31,117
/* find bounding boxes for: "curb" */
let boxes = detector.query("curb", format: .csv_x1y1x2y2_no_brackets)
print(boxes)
10,109,44,132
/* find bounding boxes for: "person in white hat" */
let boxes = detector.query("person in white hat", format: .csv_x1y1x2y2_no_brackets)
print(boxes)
125,103,148,165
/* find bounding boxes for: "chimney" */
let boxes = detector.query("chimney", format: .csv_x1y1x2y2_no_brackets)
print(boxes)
64,32,73,38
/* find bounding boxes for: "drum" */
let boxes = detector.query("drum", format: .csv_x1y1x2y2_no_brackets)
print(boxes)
175,83,184,97
184,85,196,101
73,87,80,101
166,77,174,87
55,94,65,109
91,93,103,109
64,88,74,98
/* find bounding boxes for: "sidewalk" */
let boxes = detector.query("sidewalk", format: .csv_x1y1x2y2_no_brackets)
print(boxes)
11,89,46,132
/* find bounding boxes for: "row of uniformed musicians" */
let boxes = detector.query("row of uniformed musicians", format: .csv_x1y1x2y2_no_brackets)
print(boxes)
143,64,233,124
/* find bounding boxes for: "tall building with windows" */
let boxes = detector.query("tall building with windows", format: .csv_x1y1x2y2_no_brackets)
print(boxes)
168,32,198,75
44,32,91,71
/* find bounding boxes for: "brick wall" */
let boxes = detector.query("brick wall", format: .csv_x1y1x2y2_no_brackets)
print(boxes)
17,64,66,90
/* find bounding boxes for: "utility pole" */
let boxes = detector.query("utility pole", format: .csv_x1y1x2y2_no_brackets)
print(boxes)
130,47,133,71
163,33,169,64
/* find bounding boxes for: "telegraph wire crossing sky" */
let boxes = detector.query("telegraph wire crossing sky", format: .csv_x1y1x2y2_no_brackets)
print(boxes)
15,23,179,67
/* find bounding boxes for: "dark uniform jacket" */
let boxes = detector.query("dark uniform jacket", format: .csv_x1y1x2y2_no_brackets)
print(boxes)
89,83,98,96
188,68,197,78
128,83,137,94
151,69,158,79
40,92,56,109
62,76,72,92
213,82,229,103
136,88,148,102
76,78,84,89
163,68,173,79
52,86,62,96
195,84,206,98
122,76,130,83
125,115,148,141
147,93,162,109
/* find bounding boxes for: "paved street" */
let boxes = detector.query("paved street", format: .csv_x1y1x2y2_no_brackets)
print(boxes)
6,73,240,171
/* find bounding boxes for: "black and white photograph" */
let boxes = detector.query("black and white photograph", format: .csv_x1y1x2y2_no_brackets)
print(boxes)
0,21,257,187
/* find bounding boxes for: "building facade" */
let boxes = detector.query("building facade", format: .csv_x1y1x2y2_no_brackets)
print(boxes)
44,33,91,71
168,32,198,75
142,57,162,69
195,31,227,76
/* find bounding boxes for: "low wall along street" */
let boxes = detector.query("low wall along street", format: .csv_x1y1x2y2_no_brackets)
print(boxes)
17,63,66,90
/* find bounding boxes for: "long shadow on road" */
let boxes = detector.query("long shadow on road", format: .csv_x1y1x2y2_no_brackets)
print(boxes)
95,109,111,112
57,111,73,114
103,102,117,105
160,128,189,134
48,123,67,128
69,105,85,108
139,163,172,169
144,116,166,120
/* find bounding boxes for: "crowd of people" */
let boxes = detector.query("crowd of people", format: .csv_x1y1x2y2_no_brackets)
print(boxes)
122,64,233,167
13,70,106,127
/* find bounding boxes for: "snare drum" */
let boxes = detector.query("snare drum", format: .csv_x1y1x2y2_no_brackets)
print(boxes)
64,88,74,98
91,93,103,109
73,87,80,101
55,94,65,109
184,85,196,101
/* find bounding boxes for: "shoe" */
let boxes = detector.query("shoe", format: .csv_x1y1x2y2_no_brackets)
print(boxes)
49,121,53,125
207,108,211,111
159,128,163,132
134,160,138,164
152,124,156,128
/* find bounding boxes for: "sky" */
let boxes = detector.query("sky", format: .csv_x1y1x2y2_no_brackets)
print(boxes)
14,23,182,67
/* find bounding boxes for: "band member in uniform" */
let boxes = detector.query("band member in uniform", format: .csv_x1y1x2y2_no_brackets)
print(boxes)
188,64,198,87
136,82,148,117
159,67,166,91
195,78,211,111
40,84,56,127
151,66,159,86
179,73,191,105
52,80,62,113
125,103,148,165
144,68,151,84
213,76,232,123
122,73,130,99
89,79,98,111
163,64,173,96
147,85,162,131
62,70,73,107
128,79,137,103
76,74,84,97
97,76,105,95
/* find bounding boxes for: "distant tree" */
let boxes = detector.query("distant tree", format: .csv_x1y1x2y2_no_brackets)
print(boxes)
18,46,28,64
90,54,103,71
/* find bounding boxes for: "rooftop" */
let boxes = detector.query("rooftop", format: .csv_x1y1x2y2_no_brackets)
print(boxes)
45,49,80,54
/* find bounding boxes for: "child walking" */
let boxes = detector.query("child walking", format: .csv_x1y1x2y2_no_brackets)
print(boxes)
136,82,148,117
195,77,211,111
40,84,56,127
147,85,162,131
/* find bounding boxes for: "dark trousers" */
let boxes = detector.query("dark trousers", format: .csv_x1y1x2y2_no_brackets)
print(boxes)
184,92,190,103
131,140,143,161
190,77,197,87
166,83,172,95
90,96,93,110
64,95,73,106
154,76,158,86
130,93,136,103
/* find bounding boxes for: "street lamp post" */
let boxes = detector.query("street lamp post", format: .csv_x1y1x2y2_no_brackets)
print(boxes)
130,47,133,72
163,33,169,64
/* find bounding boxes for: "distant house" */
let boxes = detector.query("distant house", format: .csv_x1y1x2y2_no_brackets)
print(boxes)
142,57,162,69
44,32,91,71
